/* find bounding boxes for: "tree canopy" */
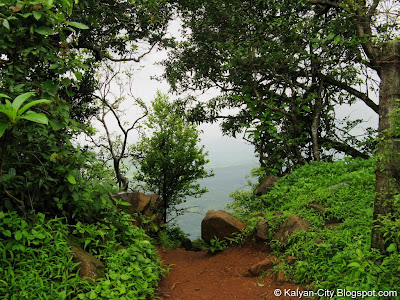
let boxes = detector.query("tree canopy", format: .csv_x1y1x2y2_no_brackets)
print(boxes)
165,0,380,174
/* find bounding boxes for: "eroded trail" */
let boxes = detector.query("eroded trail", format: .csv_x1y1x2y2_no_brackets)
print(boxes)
157,244,302,300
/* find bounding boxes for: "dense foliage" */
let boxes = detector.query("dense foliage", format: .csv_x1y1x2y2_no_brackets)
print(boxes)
165,0,378,174
229,158,400,295
0,211,164,299
0,1,176,298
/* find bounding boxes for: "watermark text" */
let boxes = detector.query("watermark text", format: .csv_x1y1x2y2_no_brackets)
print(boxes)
273,288,398,299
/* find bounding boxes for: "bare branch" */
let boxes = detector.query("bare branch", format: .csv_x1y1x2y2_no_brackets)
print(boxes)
78,43,157,63
368,0,381,18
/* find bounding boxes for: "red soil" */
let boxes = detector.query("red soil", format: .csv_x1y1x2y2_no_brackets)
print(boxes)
157,244,303,300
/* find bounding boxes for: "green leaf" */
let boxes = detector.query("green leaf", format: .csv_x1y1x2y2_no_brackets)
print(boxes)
2,230,11,237
257,283,265,287
2,19,10,30
8,168,16,177
66,21,89,30
14,231,22,241
88,290,97,299
20,112,49,124
0,94,10,99
0,104,15,122
50,153,58,161
66,174,77,184
49,119,65,131
120,274,131,280
18,99,51,116
334,36,341,45
0,122,8,138
387,243,397,252
42,80,59,95
61,78,71,88
326,33,335,40
84,239,91,248
12,92,35,112
32,11,42,20
74,71,83,81
347,262,361,268
49,64,61,70
34,27,54,35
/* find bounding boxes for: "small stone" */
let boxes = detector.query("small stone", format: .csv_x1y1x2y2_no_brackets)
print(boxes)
253,175,279,196
246,257,276,277
286,256,295,264
70,245,105,281
308,203,326,213
255,219,269,241
181,238,192,251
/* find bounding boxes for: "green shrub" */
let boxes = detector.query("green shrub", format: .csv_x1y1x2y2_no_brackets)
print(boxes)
156,225,188,250
0,211,163,300
0,211,91,299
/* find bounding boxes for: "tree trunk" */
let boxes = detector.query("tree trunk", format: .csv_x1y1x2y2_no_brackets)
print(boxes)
162,174,168,223
371,40,400,252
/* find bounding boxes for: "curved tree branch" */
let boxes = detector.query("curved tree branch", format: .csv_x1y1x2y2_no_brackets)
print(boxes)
317,72,379,114
320,137,370,159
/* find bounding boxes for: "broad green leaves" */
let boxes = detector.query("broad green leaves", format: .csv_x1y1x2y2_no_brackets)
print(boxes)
0,92,51,137
66,21,89,30
34,26,54,35
66,173,77,185
2,19,10,30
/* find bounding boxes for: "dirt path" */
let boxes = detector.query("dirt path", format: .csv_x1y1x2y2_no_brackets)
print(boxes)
157,244,302,300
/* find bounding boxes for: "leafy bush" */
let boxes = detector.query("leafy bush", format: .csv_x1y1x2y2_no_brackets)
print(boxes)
229,158,400,297
0,211,90,299
156,225,188,250
0,211,164,300
73,214,164,300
